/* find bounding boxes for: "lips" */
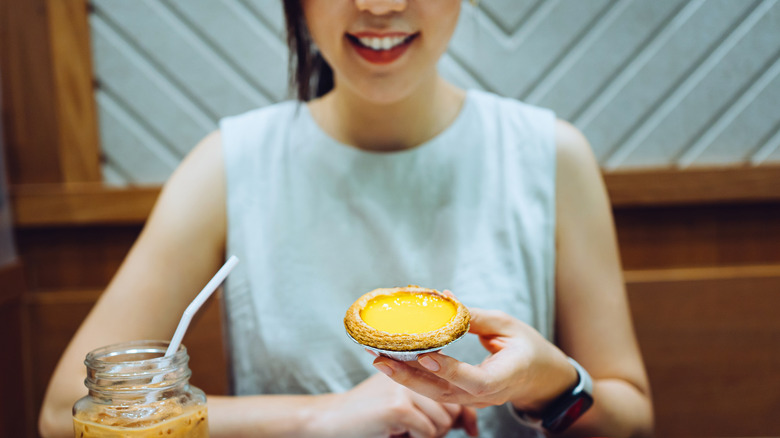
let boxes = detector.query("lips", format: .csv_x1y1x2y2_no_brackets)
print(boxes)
346,32,418,65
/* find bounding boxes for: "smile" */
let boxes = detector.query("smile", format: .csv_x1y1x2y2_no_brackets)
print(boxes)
356,35,415,51
346,33,418,65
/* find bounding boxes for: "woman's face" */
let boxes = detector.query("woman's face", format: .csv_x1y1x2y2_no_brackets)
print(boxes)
302,0,461,104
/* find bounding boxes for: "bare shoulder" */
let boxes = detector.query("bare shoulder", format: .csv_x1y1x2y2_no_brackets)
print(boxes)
555,119,596,180
144,130,226,253
161,130,224,209
554,119,606,215
175,130,224,184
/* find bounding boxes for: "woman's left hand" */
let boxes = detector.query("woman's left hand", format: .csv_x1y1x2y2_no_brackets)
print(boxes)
372,307,579,414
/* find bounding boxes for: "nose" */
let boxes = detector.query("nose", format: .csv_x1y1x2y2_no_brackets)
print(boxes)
355,0,407,15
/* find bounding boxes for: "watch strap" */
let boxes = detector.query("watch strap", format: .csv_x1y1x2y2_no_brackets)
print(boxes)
567,357,593,396
509,357,594,433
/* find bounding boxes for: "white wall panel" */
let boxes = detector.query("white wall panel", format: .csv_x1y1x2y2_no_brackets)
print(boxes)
95,91,180,185
761,130,780,163
618,1,780,168
91,13,215,159
90,0,780,184
528,1,685,120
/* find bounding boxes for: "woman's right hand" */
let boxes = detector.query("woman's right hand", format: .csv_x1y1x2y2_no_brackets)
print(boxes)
308,372,478,438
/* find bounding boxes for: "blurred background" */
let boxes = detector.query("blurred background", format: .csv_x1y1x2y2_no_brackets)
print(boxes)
1,0,779,436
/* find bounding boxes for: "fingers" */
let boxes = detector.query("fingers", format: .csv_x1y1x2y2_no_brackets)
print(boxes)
467,308,520,337
387,403,438,438
416,352,496,397
375,356,473,405
374,355,498,408
441,402,463,421
455,406,480,437
410,393,459,437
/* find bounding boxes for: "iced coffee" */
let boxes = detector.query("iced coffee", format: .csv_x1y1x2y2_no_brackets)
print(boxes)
73,340,209,437
73,404,208,437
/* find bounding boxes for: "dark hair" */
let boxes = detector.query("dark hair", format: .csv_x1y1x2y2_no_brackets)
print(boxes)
282,0,334,101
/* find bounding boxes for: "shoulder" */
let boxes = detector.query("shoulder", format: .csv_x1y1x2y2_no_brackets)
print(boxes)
554,119,610,233
161,130,226,218
177,130,224,183
137,129,227,266
555,119,594,174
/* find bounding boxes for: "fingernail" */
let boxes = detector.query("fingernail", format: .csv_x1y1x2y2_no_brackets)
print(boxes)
374,362,394,377
419,356,440,372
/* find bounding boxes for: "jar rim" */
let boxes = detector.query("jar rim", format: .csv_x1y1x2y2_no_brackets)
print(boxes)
85,340,186,367
83,340,192,394
84,340,190,380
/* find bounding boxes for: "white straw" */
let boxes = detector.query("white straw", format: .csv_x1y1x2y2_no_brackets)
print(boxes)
164,255,239,357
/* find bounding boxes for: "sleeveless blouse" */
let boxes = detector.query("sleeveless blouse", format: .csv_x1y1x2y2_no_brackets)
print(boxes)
220,89,556,437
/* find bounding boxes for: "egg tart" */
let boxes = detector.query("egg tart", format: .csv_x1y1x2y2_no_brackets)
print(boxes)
344,286,470,352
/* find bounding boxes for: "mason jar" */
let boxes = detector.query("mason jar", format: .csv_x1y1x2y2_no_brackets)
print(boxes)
72,340,209,437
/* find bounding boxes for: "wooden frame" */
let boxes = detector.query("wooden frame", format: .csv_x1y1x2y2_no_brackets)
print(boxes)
604,165,780,207
45,0,102,183
1,0,101,186
7,165,780,226
12,184,160,226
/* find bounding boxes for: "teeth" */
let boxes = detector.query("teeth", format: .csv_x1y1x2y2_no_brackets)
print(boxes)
357,35,408,51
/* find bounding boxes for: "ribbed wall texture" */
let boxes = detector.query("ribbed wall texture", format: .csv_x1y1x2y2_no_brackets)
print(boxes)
89,0,780,185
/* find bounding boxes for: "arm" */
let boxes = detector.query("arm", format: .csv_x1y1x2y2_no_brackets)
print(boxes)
207,374,478,438
552,119,653,437
38,131,229,437
372,120,653,437
38,132,474,438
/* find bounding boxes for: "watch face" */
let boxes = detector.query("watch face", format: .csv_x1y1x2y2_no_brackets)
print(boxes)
543,393,594,432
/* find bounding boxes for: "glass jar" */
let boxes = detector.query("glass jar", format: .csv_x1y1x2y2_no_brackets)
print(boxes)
72,340,209,437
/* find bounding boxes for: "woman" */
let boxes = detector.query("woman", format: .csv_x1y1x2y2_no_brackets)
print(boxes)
40,0,653,436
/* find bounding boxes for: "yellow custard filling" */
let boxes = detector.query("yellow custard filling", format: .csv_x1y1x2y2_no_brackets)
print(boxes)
360,292,457,334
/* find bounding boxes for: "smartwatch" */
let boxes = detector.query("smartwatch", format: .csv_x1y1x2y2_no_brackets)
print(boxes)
509,357,594,433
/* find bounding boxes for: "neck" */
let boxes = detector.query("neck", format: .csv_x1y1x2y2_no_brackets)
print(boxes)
308,76,465,152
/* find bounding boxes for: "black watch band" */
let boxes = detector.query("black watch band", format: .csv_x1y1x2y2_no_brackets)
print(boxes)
509,358,594,433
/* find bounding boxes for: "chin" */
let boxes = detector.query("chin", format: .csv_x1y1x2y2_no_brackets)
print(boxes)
348,75,426,106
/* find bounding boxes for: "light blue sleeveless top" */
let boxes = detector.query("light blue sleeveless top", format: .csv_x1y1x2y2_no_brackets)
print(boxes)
221,89,556,437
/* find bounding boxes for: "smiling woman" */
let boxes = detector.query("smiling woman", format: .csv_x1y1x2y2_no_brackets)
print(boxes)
37,1,653,437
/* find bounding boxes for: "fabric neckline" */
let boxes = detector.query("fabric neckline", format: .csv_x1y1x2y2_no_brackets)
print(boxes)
298,89,475,159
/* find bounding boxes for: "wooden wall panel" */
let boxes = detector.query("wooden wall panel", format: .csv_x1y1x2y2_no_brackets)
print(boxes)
615,202,780,270
45,0,101,183
11,184,160,227
0,0,63,184
604,166,780,207
0,262,31,438
15,224,141,291
628,271,780,436
0,0,101,186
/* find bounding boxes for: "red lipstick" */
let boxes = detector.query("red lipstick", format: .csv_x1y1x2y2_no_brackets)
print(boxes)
347,32,418,65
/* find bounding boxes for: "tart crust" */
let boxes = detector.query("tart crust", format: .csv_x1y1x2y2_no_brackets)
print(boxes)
344,286,470,351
